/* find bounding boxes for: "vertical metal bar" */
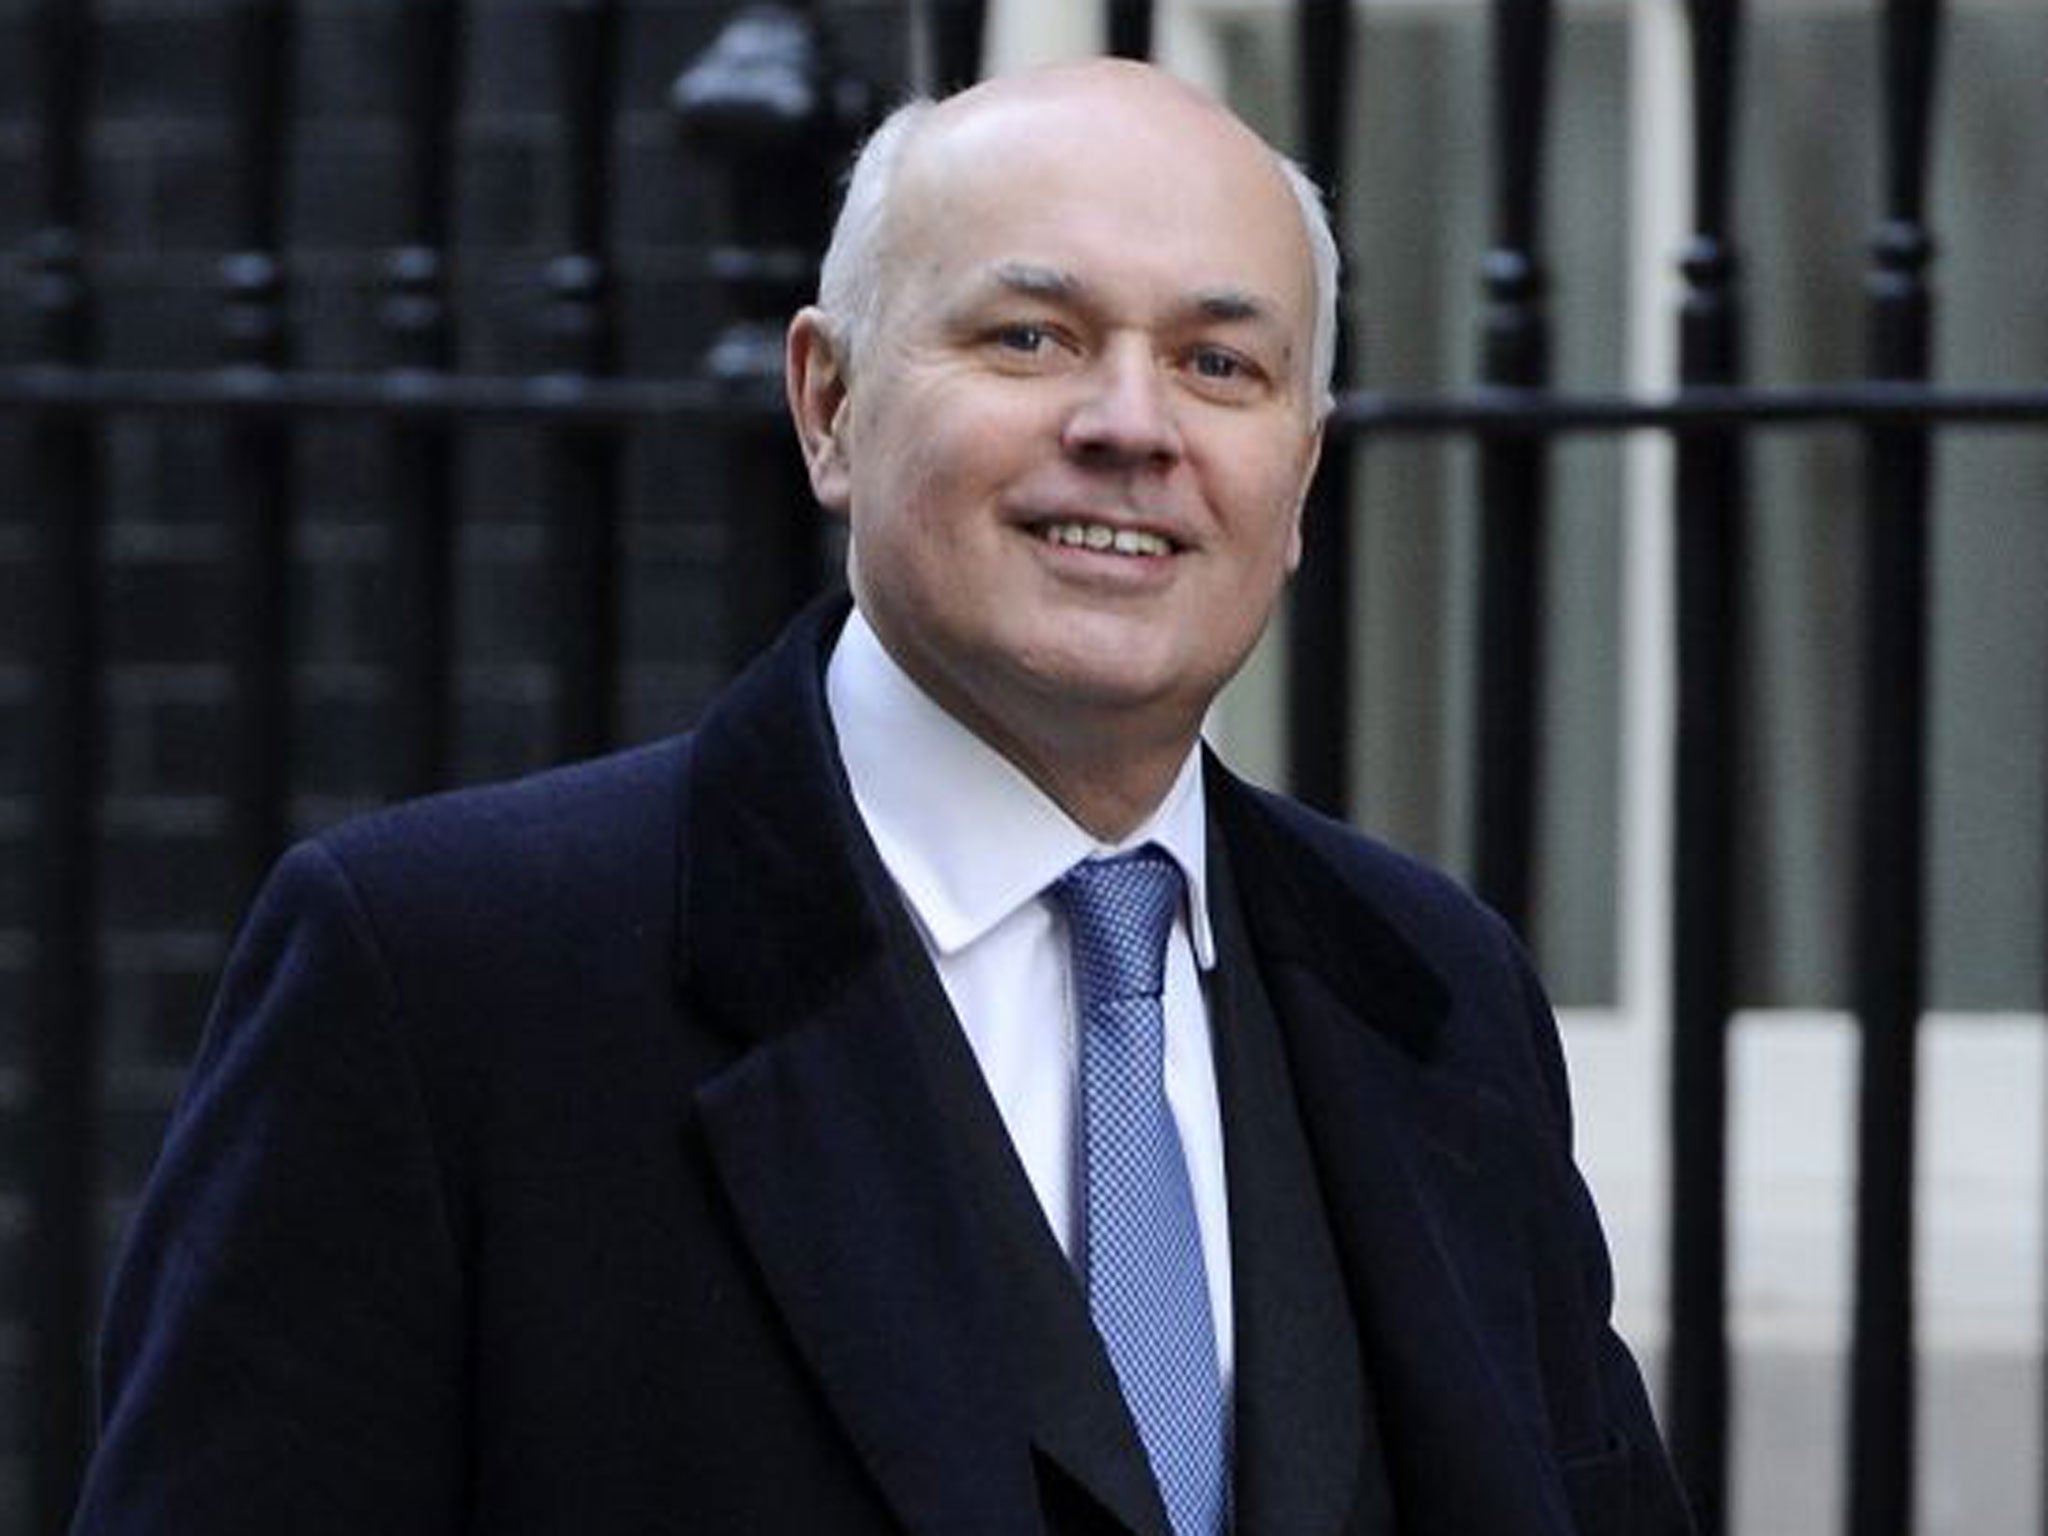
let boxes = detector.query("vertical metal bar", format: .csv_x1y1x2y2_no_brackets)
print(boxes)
1847,4,1941,1534
1472,0,1554,933
671,3,862,675
1285,0,1355,817
1667,5,1745,1533
544,0,622,761
925,0,987,90
382,0,464,796
25,5,101,1525
1104,0,1152,61
219,0,298,885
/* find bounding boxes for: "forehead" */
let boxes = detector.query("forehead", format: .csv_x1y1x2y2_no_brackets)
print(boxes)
884,82,1315,334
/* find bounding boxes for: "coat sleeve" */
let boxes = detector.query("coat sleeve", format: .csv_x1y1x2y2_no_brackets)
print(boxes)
72,840,468,1535
1497,923,1696,1536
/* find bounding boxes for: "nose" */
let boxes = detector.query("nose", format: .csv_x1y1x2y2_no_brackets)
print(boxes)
1060,341,1183,469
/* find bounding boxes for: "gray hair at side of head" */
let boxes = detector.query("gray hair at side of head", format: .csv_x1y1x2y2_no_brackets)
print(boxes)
1278,155,1343,414
814,99,935,379
813,93,1344,416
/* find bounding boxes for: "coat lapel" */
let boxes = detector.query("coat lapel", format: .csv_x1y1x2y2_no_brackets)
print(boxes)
1210,763,1581,1536
1206,832,1378,1536
675,598,1163,1536
1265,975,1579,1536
669,600,1584,1536
905,934,1174,1536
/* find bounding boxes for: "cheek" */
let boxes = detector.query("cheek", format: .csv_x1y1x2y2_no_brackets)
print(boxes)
847,424,989,607
858,385,967,499
869,409,1025,542
1232,435,1319,568
1217,458,1313,566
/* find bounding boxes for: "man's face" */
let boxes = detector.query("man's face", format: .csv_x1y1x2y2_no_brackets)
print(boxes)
792,67,1324,783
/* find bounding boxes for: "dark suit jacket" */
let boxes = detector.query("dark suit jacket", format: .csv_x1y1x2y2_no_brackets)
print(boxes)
74,597,1691,1536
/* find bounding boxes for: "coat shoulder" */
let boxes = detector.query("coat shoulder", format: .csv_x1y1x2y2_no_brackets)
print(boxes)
1214,770,1520,974
310,736,691,946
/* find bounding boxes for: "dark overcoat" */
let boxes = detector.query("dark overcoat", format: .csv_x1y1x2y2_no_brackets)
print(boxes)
74,598,1690,1536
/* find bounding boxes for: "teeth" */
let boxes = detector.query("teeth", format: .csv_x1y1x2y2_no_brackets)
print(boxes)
1041,521,1171,557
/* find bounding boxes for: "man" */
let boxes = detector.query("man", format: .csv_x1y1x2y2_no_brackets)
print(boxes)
75,60,1691,1536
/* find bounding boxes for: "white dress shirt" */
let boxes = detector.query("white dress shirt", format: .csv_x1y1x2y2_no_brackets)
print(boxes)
825,608,1235,1389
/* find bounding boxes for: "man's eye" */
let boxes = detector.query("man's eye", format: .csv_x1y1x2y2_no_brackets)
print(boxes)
992,323,1053,354
1189,347,1250,381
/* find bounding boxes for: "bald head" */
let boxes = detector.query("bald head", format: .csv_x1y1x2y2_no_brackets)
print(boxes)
781,58,1333,837
815,61,1340,412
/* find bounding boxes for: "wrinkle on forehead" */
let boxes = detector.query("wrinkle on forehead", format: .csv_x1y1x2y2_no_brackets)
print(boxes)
834,59,1324,408
881,62,1313,320
981,260,1277,312
970,261,1296,363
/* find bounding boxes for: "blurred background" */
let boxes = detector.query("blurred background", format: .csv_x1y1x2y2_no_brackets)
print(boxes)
1,0,2043,1533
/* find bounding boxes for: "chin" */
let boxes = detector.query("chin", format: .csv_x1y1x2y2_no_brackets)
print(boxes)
1020,654,1206,721
996,616,1236,716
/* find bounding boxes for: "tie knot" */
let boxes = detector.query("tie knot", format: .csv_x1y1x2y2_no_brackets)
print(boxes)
1051,846,1184,1003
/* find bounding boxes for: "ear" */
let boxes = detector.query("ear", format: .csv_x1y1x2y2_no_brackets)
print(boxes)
786,307,854,515
1283,419,1326,573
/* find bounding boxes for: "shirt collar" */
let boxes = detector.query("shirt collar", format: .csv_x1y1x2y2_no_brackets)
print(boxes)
826,606,1215,968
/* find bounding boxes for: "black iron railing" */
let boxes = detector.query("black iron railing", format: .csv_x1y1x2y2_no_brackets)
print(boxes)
4,2,2045,1534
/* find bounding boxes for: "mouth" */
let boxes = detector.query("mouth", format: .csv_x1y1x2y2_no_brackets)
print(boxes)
1031,519,1179,559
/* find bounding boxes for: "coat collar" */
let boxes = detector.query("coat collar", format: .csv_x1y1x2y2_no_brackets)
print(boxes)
1208,766,1587,1536
673,594,1582,1536
671,594,1459,1068
671,594,891,1051
1204,827,1376,1535
674,594,1167,1536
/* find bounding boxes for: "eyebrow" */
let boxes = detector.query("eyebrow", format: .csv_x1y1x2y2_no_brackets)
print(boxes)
1193,291,1271,327
983,263,1283,333
987,262,1082,301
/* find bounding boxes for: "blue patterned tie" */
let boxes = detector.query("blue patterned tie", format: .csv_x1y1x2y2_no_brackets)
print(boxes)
1051,847,1230,1536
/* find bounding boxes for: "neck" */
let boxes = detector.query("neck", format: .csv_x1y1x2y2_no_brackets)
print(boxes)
849,603,1207,843
954,697,1198,844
